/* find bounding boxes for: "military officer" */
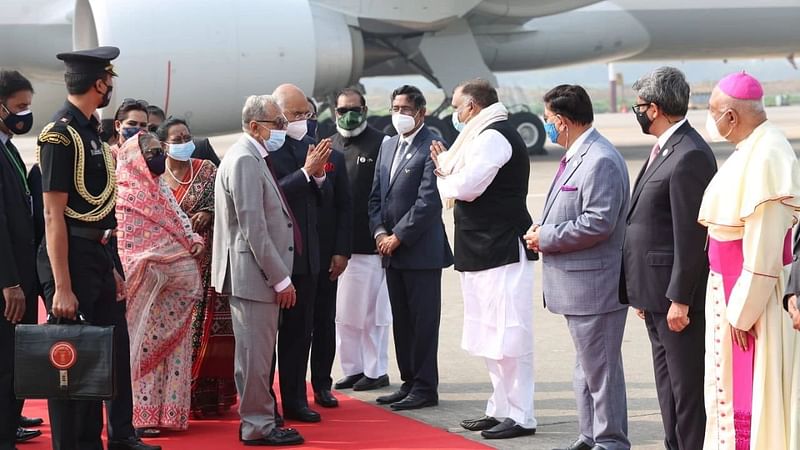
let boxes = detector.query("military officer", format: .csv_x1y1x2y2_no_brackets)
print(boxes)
36,47,159,450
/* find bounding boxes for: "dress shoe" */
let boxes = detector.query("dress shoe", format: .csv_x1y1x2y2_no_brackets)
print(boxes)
16,427,41,442
107,437,162,450
389,393,438,411
283,406,321,423
552,438,594,450
480,418,536,439
353,374,390,391
314,389,339,408
460,415,500,431
19,416,43,427
275,412,284,428
334,373,364,389
242,427,303,446
376,389,409,405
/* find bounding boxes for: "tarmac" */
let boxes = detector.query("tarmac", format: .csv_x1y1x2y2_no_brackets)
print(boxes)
13,106,800,450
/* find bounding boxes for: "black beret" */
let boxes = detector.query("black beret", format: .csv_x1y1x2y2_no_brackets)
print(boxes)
56,46,120,77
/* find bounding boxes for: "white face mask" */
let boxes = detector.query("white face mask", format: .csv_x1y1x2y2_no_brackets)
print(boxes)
286,119,308,140
392,113,417,136
705,109,731,143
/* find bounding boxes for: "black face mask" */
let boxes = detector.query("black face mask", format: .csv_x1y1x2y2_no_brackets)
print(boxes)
97,81,113,109
2,105,33,135
146,153,166,176
635,109,653,135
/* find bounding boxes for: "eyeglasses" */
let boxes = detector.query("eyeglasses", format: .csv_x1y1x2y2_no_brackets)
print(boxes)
632,103,652,113
390,106,417,115
166,135,192,144
142,146,165,159
255,116,289,129
284,110,314,121
336,106,363,115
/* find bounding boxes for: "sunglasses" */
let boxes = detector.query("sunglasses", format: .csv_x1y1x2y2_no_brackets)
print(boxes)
121,98,149,108
336,106,363,115
142,146,165,159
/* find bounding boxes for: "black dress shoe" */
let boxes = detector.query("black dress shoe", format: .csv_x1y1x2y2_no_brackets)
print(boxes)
243,427,303,446
460,416,500,431
19,416,43,427
314,389,339,408
353,374,390,391
283,406,321,423
376,389,409,405
16,428,41,442
552,438,594,450
389,393,438,411
480,418,536,439
334,373,364,389
107,437,162,450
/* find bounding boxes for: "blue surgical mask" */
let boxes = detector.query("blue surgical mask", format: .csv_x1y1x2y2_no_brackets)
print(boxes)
451,109,465,133
266,130,286,152
544,121,559,144
167,141,196,161
120,127,140,141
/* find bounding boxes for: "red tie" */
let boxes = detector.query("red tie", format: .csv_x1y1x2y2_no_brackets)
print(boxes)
646,143,661,170
265,155,303,256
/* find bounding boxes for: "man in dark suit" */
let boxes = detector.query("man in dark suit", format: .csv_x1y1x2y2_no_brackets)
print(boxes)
785,231,800,330
311,143,352,408
269,84,332,423
368,85,453,411
621,67,717,450
0,69,41,450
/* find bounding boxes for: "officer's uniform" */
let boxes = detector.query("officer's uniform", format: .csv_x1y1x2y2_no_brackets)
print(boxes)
36,47,155,450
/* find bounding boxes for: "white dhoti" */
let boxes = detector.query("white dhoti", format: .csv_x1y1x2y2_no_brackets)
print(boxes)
335,254,392,378
461,242,536,428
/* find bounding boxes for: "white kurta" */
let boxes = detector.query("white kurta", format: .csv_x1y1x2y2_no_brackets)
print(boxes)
698,121,800,450
335,254,392,378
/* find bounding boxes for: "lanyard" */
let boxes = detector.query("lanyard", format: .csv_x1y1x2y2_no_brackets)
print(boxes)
3,141,30,196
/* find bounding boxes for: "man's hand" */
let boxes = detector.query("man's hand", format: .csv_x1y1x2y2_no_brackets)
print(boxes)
788,294,800,331
2,286,25,323
430,140,448,174
523,225,541,252
304,138,333,177
190,242,205,257
731,325,758,352
633,308,646,320
375,233,388,255
191,211,212,232
667,301,690,332
52,288,78,320
277,283,297,309
329,255,348,281
379,235,401,256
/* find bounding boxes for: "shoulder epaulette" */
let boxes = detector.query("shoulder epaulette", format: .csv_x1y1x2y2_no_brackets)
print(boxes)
38,122,72,146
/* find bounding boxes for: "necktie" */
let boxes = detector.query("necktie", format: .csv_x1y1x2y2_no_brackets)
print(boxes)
391,141,409,180
265,155,303,256
646,143,661,170
550,155,568,188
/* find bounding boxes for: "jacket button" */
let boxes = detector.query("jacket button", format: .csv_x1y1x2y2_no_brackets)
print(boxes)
289,246,294,252
288,223,293,228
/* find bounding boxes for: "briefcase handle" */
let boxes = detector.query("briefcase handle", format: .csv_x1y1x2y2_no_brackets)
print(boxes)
46,311,89,325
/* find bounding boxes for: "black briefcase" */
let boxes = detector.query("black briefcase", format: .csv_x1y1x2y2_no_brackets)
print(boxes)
14,313,116,400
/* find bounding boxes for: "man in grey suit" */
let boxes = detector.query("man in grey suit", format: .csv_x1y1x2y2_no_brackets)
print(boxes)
525,85,631,450
211,95,303,446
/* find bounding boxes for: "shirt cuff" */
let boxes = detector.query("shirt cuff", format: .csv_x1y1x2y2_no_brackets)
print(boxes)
300,168,311,183
374,226,387,239
273,276,291,293
313,173,326,187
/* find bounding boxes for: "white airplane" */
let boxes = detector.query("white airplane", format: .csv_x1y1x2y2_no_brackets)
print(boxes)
2,0,799,153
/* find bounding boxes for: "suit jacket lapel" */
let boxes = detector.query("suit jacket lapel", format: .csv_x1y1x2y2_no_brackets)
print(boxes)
388,134,419,193
628,123,688,217
241,136,289,216
541,131,597,222
0,139,28,203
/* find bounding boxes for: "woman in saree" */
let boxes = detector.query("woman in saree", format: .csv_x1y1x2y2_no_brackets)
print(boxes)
116,132,204,434
156,118,236,417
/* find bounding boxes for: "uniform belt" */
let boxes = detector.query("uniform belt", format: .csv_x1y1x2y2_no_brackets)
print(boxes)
69,226,115,245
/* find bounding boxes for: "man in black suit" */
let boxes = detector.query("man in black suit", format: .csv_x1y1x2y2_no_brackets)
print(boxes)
0,70,41,450
310,134,352,408
621,67,717,450
785,231,800,330
269,84,332,423
368,85,453,411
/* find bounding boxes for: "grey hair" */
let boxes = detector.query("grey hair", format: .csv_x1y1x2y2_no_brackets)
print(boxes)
632,66,690,117
241,95,278,130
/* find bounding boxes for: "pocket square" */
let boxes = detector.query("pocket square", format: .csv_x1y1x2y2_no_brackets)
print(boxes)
560,185,578,192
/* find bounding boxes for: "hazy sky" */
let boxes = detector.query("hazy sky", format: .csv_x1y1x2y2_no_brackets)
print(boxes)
362,58,799,91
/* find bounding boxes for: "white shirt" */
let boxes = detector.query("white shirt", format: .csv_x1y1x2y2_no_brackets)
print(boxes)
437,129,512,202
0,130,9,146
374,126,425,239
657,118,688,149
243,133,292,293
565,127,595,162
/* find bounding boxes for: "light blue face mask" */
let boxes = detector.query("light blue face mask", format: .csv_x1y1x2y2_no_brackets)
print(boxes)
167,141,195,161
266,130,287,152
544,121,559,144
451,107,466,133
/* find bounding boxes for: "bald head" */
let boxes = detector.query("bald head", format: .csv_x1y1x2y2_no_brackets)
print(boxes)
273,84,310,122
708,85,766,144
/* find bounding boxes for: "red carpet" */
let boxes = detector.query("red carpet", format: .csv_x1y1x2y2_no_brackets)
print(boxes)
20,386,488,449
